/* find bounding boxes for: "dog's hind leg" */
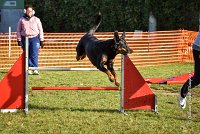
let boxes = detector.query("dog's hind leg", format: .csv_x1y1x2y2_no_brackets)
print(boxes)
76,53,86,61
76,41,86,61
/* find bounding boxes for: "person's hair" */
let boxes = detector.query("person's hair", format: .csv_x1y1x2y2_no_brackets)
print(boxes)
25,5,33,10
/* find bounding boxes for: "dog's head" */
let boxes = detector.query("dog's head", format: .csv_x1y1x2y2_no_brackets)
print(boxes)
114,31,133,55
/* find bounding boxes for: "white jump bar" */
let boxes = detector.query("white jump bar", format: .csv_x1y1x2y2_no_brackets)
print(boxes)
29,67,119,71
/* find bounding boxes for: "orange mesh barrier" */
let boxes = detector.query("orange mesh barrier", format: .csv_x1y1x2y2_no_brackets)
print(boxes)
180,31,198,62
0,30,197,70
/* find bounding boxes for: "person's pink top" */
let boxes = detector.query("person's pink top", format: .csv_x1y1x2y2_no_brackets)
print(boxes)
17,16,44,41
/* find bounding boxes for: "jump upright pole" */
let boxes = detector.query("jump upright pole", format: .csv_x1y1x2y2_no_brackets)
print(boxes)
25,37,29,114
120,55,125,113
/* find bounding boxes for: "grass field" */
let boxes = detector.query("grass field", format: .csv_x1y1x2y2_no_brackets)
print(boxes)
0,62,200,134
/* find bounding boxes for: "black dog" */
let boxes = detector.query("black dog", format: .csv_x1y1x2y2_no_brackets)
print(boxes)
76,13,133,86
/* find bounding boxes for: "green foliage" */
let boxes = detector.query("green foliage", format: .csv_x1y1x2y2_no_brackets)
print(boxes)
25,0,200,32
0,62,200,133
150,0,200,31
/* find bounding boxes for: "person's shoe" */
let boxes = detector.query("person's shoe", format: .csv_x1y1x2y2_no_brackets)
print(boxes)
28,70,33,75
33,70,40,75
178,94,186,109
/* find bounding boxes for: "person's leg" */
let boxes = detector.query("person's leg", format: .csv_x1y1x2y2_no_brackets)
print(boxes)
21,36,35,74
180,49,200,98
192,49,200,85
29,36,40,67
29,36,40,75
179,49,200,109
21,36,34,67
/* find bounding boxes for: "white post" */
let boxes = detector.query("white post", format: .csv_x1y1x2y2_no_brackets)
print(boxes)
8,26,11,58
25,37,29,114
120,55,125,113
188,72,192,119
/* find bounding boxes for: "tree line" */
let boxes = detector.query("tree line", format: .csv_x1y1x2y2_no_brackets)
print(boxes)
25,0,200,32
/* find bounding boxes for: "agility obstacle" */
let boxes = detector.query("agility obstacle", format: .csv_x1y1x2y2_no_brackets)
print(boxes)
145,72,194,84
0,39,157,113
0,54,157,114
0,53,25,113
31,55,157,112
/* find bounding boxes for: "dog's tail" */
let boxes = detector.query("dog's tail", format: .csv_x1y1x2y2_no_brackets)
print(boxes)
88,12,102,35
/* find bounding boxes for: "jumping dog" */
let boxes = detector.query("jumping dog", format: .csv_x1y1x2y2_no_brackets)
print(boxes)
76,12,133,86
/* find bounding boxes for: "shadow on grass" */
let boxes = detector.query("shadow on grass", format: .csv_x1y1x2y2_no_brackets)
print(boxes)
28,104,200,122
155,111,200,122
29,104,120,113
29,104,161,116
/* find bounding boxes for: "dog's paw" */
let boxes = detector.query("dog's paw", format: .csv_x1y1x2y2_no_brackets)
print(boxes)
115,81,120,87
109,76,115,82
109,78,115,82
76,55,80,61
80,54,86,60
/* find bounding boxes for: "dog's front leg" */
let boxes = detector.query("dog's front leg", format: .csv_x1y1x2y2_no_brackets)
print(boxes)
111,70,119,87
97,55,114,82
107,61,120,87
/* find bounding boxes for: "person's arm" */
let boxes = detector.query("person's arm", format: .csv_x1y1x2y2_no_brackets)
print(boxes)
16,18,23,46
36,18,44,48
16,18,22,41
37,18,44,41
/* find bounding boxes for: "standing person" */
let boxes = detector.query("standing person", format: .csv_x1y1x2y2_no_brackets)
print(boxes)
178,31,200,109
17,5,44,75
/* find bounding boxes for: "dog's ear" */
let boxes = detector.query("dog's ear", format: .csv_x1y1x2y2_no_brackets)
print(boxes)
120,31,126,39
114,31,119,43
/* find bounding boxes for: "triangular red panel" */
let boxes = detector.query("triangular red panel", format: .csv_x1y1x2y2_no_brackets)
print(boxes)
0,53,25,109
124,55,155,110
145,72,194,84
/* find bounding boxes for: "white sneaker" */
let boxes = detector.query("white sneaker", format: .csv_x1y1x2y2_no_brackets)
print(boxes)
33,70,40,75
28,70,33,75
178,94,186,109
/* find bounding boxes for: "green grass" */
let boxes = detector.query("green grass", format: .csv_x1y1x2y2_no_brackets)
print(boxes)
0,62,200,134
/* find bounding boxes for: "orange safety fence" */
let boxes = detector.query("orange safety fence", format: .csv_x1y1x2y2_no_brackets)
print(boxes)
0,30,198,71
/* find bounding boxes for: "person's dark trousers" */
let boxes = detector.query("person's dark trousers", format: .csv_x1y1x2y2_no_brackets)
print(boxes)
21,35,40,67
181,49,200,98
